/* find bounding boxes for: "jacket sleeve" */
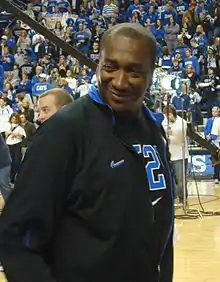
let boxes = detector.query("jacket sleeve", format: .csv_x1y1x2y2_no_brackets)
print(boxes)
0,120,75,282
159,228,174,282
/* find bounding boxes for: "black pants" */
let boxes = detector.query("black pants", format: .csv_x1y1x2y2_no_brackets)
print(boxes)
214,163,220,180
9,143,22,183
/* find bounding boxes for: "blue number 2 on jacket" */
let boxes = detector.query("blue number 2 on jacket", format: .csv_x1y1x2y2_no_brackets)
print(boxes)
133,144,166,191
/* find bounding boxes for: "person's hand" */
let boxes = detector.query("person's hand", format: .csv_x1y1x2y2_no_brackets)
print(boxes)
206,135,211,141
59,65,66,70
11,132,18,138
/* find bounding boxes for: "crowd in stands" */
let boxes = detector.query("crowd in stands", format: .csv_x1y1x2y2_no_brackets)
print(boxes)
0,0,220,136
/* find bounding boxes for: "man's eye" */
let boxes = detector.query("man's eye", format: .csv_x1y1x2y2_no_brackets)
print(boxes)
102,65,116,71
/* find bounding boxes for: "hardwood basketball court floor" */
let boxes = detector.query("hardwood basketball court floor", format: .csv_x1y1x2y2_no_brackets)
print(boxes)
0,180,220,282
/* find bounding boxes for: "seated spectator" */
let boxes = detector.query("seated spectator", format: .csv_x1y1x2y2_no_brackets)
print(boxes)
102,0,117,20
89,41,100,63
38,38,58,60
3,82,15,103
184,65,198,90
54,21,65,39
1,45,15,74
16,30,31,52
65,69,77,92
193,24,207,46
74,22,91,55
207,46,217,69
58,78,74,96
49,67,60,87
180,12,195,45
17,72,32,96
20,112,36,156
32,73,53,101
91,23,103,44
2,28,16,51
58,55,70,77
63,27,74,45
18,98,34,123
19,57,34,79
0,64,4,91
14,47,25,67
168,58,185,77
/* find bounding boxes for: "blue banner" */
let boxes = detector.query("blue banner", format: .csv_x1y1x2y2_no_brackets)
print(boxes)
188,154,213,175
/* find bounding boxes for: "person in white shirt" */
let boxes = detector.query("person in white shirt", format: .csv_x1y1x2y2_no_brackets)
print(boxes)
0,97,13,138
162,105,189,204
5,113,26,183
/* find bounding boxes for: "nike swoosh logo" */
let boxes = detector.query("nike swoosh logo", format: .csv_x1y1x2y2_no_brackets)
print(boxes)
152,197,162,206
110,159,125,168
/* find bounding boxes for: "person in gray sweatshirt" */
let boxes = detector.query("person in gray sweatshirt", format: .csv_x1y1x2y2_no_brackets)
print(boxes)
0,134,12,201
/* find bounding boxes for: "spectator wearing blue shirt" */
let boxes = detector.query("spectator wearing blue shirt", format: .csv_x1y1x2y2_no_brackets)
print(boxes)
1,46,15,73
66,18,75,31
58,0,70,13
174,36,188,60
127,0,140,19
161,2,177,26
168,58,185,77
32,74,53,98
75,10,90,30
195,0,208,15
184,48,200,75
155,19,165,45
171,92,190,111
144,1,158,12
0,65,4,92
74,23,91,55
47,0,57,14
159,46,173,70
143,6,157,24
17,72,32,96
1,34,16,52
193,24,208,46
176,0,188,23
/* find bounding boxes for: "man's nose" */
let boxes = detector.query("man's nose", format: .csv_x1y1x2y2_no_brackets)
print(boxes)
111,70,129,90
38,113,45,123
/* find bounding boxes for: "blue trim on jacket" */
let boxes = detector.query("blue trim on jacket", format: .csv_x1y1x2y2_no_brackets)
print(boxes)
88,84,164,127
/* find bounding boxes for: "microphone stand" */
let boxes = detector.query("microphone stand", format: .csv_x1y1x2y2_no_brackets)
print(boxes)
175,93,202,219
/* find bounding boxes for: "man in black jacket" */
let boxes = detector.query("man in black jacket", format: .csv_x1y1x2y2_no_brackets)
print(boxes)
0,23,174,282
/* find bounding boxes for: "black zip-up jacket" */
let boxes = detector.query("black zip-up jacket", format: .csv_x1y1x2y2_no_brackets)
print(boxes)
0,86,174,282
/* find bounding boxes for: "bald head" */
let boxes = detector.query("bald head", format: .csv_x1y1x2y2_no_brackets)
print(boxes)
40,88,73,108
100,23,157,68
37,88,73,124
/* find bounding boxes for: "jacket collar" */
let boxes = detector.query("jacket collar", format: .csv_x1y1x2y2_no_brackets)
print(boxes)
88,84,164,127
